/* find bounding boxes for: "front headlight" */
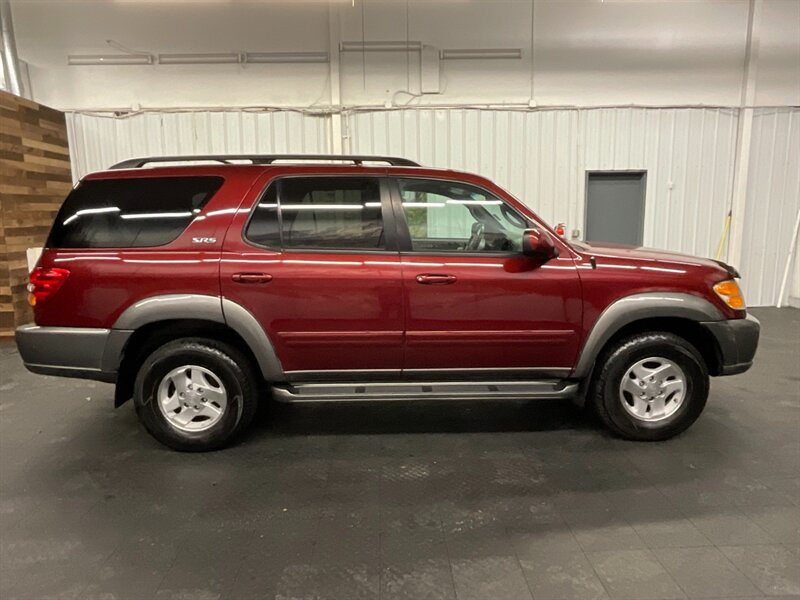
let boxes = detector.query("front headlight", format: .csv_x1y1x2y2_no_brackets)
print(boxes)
713,279,746,310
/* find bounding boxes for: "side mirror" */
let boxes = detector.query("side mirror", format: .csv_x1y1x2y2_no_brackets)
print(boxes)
522,228,558,259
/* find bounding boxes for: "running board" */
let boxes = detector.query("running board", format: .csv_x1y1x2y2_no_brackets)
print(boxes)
271,380,579,403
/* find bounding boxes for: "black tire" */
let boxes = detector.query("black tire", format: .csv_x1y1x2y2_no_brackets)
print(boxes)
133,338,260,451
590,332,709,441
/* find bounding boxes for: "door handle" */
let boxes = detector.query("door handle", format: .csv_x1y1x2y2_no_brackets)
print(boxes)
415,273,457,285
232,272,273,284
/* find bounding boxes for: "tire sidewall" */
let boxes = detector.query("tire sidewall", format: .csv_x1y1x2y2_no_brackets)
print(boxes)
601,336,708,439
134,342,246,451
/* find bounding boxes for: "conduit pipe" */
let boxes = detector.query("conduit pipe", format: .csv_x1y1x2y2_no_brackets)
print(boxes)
0,0,22,96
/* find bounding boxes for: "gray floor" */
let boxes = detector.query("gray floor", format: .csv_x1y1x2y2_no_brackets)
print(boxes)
1,308,798,600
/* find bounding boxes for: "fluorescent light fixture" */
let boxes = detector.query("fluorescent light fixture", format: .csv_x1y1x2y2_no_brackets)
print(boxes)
281,204,364,211
63,206,121,224
68,54,153,66
340,41,422,53
206,208,240,216
364,202,382,208
245,51,328,64
446,199,503,205
158,53,242,65
642,266,687,274
402,202,446,208
120,212,193,220
440,48,522,60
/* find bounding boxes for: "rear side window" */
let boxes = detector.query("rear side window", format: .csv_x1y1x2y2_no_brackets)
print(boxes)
48,176,224,248
246,177,385,250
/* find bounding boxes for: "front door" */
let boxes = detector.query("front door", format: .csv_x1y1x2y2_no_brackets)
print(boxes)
392,177,583,377
221,173,404,378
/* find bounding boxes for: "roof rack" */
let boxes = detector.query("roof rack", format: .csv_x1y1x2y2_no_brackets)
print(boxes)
109,154,420,169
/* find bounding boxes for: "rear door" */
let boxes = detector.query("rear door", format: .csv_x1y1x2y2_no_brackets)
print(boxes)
221,172,404,379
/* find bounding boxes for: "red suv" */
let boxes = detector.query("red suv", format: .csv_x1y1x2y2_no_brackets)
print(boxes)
16,155,759,451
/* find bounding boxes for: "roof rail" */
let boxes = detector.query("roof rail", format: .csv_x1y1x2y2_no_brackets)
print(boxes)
109,154,421,169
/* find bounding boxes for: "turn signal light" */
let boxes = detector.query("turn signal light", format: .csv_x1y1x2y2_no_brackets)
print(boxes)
28,267,70,306
713,279,745,310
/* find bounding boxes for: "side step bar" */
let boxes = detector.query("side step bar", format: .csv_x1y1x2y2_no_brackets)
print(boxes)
272,380,579,403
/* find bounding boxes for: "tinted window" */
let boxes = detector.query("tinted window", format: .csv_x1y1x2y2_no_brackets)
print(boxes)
398,178,528,253
246,177,385,250
48,176,224,248
245,183,280,248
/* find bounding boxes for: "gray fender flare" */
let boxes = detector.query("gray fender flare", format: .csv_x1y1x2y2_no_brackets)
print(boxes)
106,293,283,380
572,292,724,378
221,298,283,381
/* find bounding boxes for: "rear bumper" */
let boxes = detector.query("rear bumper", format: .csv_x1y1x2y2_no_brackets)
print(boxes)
701,314,760,376
15,324,131,383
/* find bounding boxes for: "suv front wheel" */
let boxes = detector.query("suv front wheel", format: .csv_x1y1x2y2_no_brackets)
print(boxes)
591,332,709,441
133,338,259,451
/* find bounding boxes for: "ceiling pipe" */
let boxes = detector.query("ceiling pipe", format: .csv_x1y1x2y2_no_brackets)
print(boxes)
439,48,522,60
0,0,23,96
340,41,422,53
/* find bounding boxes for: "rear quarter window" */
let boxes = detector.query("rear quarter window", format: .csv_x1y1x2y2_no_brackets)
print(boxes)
48,176,224,248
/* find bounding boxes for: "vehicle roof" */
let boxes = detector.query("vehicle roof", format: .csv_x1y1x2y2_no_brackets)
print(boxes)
82,162,476,181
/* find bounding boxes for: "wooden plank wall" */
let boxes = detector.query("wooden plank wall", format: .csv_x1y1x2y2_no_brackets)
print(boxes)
0,91,72,335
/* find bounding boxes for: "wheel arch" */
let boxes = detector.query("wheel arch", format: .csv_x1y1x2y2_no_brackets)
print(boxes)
108,294,283,406
573,293,724,381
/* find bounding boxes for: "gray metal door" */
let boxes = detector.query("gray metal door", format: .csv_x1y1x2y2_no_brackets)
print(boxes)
585,171,646,246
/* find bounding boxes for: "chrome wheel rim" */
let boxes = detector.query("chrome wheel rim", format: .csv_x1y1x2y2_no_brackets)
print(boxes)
619,356,686,422
157,365,227,433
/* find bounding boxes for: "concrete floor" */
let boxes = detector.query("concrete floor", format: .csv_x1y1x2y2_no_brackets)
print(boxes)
0,307,798,600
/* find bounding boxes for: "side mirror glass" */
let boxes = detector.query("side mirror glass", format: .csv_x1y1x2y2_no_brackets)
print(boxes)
522,228,558,259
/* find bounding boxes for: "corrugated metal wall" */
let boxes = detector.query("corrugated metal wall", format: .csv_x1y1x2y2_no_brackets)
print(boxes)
739,109,800,306
65,107,798,306
66,111,331,182
348,108,739,260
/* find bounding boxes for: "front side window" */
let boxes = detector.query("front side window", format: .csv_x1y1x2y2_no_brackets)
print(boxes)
397,178,529,253
48,176,223,248
246,177,385,251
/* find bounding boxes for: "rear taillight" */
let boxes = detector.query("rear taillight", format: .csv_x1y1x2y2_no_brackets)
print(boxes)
28,267,70,306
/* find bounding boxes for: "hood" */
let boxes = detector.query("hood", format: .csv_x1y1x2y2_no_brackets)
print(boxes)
570,240,737,275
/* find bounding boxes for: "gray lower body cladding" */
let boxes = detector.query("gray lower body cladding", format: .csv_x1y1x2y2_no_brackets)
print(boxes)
15,325,131,383
15,310,760,392
701,314,760,375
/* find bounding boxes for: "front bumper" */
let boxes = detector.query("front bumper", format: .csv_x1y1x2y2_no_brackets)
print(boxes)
15,324,130,383
701,314,760,376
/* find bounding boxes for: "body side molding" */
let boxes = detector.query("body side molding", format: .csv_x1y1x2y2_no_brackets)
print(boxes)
572,292,724,378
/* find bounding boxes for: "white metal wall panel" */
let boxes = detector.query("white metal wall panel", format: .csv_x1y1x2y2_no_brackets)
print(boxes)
791,242,800,307
66,111,331,181
65,106,796,305
348,107,738,260
739,108,800,306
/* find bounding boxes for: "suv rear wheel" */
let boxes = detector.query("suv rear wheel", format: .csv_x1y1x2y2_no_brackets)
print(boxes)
591,332,709,441
133,338,259,451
